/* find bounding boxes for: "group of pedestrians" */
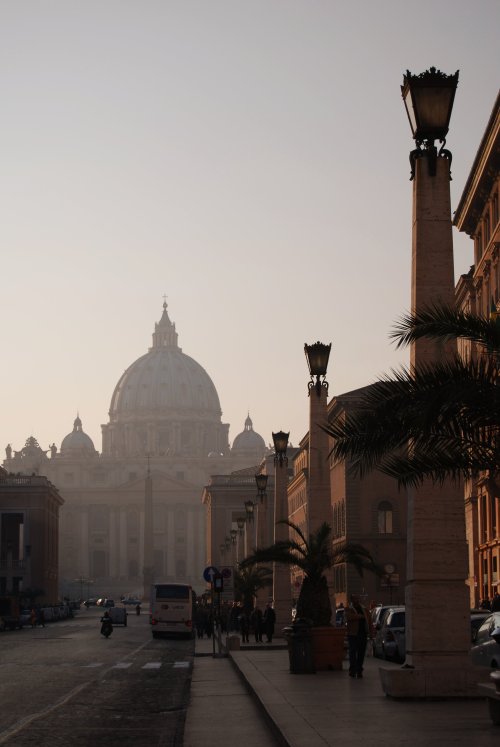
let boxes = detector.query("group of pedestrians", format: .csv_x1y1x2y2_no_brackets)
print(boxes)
479,593,500,611
236,603,276,643
194,600,277,643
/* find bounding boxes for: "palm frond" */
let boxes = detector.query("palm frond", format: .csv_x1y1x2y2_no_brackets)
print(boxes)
391,304,500,353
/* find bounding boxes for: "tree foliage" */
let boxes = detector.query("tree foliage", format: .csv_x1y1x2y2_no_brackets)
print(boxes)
324,304,500,489
241,521,379,626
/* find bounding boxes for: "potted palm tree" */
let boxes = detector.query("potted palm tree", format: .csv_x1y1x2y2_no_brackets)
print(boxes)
241,520,379,670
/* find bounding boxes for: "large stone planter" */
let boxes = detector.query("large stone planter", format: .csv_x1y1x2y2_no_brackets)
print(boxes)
311,626,345,671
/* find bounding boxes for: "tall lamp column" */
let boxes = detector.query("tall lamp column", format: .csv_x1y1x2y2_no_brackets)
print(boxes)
381,67,474,698
255,472,269,608
272,431,292,636
304,342,332,536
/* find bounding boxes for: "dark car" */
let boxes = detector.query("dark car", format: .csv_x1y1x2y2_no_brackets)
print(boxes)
470,612,500,669
471,610,492,643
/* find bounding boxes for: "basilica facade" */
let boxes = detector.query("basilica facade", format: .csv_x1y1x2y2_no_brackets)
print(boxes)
3,303,267,597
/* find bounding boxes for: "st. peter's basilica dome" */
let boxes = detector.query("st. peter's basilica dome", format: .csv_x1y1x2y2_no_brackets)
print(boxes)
101,303,229,458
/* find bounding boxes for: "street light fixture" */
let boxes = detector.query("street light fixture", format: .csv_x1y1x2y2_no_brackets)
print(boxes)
244,499,255,522
272,431,289,467
230,528,238,545
401,67,458,178
304,342,331,397
224,536,231,551
236,517,246,536
255,472,268,503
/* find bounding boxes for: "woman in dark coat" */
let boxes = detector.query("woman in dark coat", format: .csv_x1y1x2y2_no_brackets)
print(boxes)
263,603,276,643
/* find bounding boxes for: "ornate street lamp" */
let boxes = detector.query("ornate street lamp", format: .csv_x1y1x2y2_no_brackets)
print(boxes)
255,472,268,503
272,431,289,467
224,536,231,551
401,67,459,178
304,341,331,397
230,528,238,545
236,516,245,536
244,499,255,522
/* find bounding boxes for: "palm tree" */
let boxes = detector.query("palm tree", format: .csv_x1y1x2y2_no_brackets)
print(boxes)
240,520,379,627
325,304,500,488
233,564,272,612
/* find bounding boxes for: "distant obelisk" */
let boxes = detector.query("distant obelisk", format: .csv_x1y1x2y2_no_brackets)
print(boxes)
143,456,154,601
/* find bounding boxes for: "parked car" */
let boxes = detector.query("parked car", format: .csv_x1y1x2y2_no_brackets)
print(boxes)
471,610,492,643
122,597,141,606
470,612,500,669
371,606,393,658
373,606,405,662
103,598,115,608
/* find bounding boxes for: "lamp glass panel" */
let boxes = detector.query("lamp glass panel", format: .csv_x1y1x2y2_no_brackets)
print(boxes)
272,431,289,454
255,473,268,491
305,343,330,376
413,85,453,134
403,87,417,136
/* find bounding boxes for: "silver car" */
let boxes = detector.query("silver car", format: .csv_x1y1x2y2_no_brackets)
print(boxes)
470,612,500,669
374,606,406,662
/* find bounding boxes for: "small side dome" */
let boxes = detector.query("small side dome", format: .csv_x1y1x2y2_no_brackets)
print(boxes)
60,415,96,456
231,414,266,455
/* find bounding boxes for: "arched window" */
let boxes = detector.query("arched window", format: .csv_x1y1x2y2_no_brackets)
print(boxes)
378,501,393,534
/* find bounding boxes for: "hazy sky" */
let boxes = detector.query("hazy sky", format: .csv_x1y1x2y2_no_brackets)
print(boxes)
1,1,499,457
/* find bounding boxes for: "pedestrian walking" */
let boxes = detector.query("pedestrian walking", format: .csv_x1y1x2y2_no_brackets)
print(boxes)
37,608,45,628
250,606,263,642
263,603,276,643
238,610,250,643
345,594,371,678
30,608,36,629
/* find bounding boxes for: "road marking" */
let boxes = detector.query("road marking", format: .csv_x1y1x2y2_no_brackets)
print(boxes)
142,662,161,669
0,682,90,745
82,662,103,668
173,661,190,668
112,662,132,669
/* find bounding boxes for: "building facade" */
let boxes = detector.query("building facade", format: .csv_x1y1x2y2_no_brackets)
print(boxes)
3,303,267,598
0,467,64,604
454,92,500,607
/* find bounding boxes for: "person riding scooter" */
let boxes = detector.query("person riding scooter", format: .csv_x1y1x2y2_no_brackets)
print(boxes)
100,610,113,638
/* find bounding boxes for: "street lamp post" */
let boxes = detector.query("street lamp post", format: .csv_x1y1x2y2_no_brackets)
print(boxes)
272,431,292,635
255,472,269,608
255,472,269,547
380,67,476,698
304,341,334,616
244,500,256,556
304,342,332,537
230,528,238,565
236,517,245,562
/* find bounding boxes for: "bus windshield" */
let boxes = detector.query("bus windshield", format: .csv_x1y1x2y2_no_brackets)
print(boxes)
154,584,191,600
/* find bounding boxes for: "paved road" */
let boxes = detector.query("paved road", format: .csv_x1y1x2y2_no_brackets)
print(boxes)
0,607,193,746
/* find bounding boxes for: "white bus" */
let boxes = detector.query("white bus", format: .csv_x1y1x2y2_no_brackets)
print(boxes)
150,583,194,638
